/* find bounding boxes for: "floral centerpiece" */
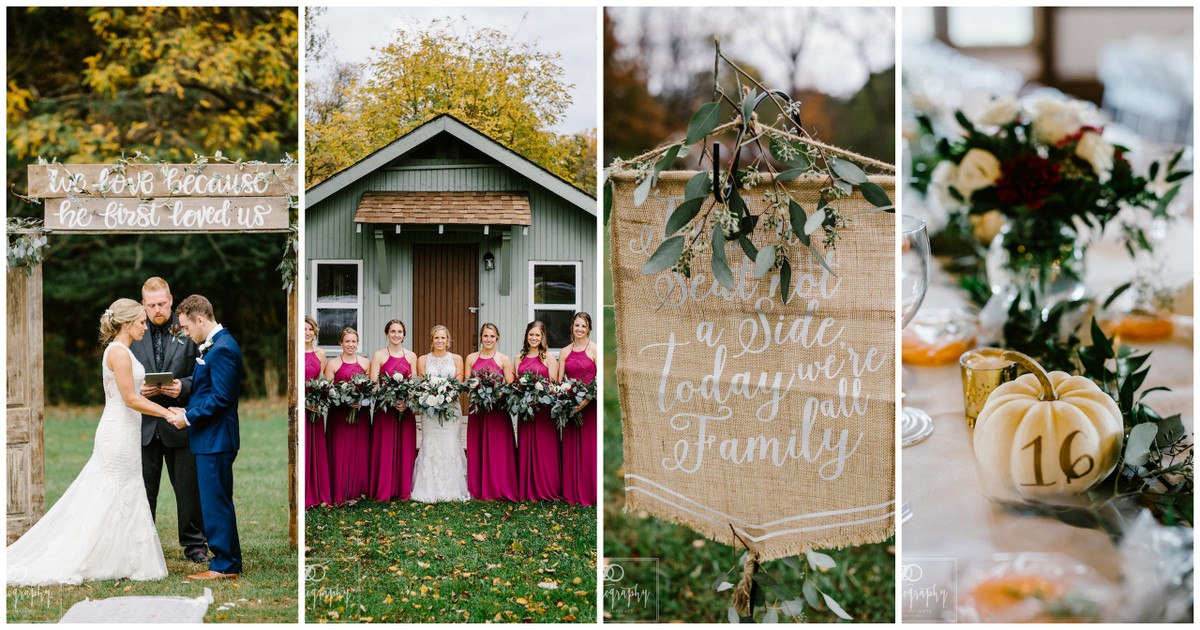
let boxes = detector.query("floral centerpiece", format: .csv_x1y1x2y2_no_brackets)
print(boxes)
374,370,414,418
304,377,335,424
549,377,597,430
332,372,376,424
919,97,1189,310
505,371,554,423
409,375,463,426
465,368,507,414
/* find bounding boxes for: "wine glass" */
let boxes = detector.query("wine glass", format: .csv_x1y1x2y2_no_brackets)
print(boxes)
901,215,934,447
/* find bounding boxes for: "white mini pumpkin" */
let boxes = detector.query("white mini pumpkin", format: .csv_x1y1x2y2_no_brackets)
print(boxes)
972,354,1123,496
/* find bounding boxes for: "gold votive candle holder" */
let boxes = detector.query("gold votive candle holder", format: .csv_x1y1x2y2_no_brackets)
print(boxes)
960,347,1019,428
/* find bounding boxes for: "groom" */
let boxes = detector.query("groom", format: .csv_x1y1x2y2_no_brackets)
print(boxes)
169,294,243,580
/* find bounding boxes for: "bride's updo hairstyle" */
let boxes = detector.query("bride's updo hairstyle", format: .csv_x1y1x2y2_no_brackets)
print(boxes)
98,298,146,345
518,320,548,363
428,325,452,353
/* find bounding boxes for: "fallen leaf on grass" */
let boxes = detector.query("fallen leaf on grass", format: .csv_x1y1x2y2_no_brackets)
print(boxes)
538,581,559,590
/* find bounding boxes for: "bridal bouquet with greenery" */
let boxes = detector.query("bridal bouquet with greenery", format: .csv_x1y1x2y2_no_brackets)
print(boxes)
304,377,335,423
409,375,463,426
332,373,376,425
373,370,415,417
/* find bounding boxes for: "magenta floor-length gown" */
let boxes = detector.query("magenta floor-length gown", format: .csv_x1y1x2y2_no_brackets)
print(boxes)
516,355,561,501
327,359,370,505
467,356,519,501
304,351,332,509
560,347,597,506
369,353,417,501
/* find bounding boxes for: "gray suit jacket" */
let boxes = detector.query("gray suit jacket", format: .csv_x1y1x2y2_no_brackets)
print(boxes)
130,313,197,447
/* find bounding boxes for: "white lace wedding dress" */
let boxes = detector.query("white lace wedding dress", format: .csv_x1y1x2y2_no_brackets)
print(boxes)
409,352,471,502
7,342,167,586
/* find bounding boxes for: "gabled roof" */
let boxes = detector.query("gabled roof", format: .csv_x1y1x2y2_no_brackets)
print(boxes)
305,114,595,215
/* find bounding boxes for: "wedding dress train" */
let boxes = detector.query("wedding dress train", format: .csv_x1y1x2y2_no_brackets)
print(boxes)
7,342,167,586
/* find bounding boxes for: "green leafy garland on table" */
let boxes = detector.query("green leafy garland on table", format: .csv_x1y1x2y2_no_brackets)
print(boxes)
6,152,299,290
604,43,896,622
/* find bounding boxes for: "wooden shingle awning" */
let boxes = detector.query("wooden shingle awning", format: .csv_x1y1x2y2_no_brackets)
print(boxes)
354,191,531,226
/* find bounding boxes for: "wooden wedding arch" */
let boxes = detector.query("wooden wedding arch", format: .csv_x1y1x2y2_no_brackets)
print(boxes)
7,161,300,547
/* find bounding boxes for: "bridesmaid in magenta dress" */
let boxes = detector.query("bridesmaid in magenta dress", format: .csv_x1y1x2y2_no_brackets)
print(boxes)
465,323,518,501
515,321,561,501
368,320,419,501
558,312,597,506
324,327,371,505
304,316,331,509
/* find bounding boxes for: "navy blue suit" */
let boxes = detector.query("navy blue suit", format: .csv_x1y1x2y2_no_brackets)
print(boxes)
185,327,243,575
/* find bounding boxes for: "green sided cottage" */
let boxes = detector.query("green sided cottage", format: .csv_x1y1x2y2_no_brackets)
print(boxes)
305,114,597,358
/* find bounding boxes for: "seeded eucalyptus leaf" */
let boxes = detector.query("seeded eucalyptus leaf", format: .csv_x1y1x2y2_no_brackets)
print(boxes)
833,179,853,195
1155,414,1184,447
780,257,792,304
739,234,758,261
829,157,868,184
634,176,653,207
858,181,892,208
728,187,746,220
727,607,740,624
762,609,779,623
741,88,758,127
804,208,826,235
712,228,735,290
603,183,613,224
822,592,852,620
686,102,722,145
769,137,810,169
640,235,684,275
665,198,704,236
1124,422,1157,467
754,244,776,278
807,242,835,275
780,599,805,618
655,144,682,177
802,581,820,609
775,168,805,182
788,200,810,245
805,550,836,571
685,171,711,201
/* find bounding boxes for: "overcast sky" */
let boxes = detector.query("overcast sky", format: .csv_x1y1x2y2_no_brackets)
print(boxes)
309,7,598,134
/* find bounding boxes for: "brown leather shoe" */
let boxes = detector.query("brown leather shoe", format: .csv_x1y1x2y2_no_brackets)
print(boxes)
187,570,239,580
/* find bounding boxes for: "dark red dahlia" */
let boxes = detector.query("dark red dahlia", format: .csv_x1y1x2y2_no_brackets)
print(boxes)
996,154,1062,209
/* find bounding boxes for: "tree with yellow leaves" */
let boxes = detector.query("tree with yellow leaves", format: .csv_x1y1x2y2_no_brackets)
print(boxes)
306,18,591,193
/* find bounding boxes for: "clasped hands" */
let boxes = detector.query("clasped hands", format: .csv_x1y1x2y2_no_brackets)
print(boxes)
165,407,188,429
142,379,183,398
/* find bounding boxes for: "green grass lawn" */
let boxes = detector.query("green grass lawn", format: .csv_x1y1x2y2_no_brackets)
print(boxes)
601,235,895,623
304,500,597,622
6,399,298,623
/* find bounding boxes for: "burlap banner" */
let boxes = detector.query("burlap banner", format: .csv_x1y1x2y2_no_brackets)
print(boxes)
611,171,896,560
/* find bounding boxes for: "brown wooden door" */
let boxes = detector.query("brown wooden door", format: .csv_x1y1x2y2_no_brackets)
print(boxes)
7,266,45,543
412,243,479,364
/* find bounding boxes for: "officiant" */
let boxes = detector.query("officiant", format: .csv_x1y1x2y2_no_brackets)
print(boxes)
132,276,209,564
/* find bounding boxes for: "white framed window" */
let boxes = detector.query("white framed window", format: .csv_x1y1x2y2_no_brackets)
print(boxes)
311,259,363,351
528,261,581,351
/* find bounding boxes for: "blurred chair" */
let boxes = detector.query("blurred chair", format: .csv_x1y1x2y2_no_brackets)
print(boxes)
1098,35,1193,146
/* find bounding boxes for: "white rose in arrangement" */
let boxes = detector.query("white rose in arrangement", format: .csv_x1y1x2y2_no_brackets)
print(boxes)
975,96,1020,126
930,160,960,210
421,394,433,407
431,395,444,406
952,148,1002,200
1075,130,1115,183
1028,98,1101,144
535,381,544,392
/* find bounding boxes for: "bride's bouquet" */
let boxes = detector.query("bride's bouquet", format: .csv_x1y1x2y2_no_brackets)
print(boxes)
374,370,415,418
549,377,597,430
409,375,463,426
465,369,506,414
505,371,554,423
333,372,376,424
304,378,335,424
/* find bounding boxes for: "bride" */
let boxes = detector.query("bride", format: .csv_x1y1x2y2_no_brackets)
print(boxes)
409,325,470,502
7,299,181,586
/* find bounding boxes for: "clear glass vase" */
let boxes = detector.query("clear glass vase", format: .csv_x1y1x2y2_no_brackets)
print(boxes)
985,222,1087,313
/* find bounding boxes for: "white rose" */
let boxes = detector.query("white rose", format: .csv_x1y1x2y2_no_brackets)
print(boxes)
1075,130,1114,183
952,148,1002,200
1028,98,1101,144
535,382,544,392
431,395,444,406
974,96,1020,126
930,160,961,211
421,394,432,407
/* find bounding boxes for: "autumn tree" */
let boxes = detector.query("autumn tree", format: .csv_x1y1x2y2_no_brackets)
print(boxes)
305,18,591,192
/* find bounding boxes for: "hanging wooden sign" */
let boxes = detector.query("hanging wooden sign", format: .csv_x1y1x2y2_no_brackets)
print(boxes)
610,171,896,560
27,162,297,234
